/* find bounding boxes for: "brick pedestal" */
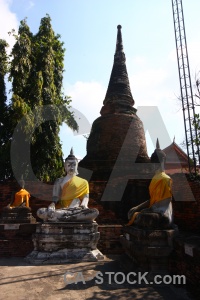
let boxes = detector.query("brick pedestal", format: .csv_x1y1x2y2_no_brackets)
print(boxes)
25,221,104,264
0,207,36,224
120,225,179,273
0,223,36,257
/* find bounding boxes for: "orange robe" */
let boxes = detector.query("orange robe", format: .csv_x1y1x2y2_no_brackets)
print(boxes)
11,189,30,208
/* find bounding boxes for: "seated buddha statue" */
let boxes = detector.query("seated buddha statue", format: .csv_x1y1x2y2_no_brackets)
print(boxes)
0,176,35,223
7,176,30,209
127,139,173,229
37,148,99,222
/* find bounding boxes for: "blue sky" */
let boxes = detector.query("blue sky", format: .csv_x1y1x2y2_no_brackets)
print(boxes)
1,0,200,160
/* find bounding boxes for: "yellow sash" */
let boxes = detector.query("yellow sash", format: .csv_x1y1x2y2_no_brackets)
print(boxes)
127,172,172,226
58,176,89,208
149,172,172,207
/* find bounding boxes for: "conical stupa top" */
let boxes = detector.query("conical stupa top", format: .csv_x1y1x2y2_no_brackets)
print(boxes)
100,25,136,115
156,138,160,149
116,25,123,52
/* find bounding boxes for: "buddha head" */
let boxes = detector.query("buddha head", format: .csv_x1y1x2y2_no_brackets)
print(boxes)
151,138,166,171
64,148,79,176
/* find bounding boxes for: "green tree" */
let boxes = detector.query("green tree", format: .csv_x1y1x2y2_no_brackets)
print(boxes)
9,19,35,181
0,39,11,179
178,73,200,168
192,75,200,147
9,16,77,182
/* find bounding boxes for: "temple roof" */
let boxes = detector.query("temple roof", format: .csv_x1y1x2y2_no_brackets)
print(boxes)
162,141,188,165
100,25,136,115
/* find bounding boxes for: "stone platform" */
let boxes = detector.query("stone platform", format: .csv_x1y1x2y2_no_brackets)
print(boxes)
25,221,104,264
0,207,36,224
120,225,179,273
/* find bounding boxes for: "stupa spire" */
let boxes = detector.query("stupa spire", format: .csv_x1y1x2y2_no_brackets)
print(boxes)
100,25,136,115
116,24,123,53
156,138,160,149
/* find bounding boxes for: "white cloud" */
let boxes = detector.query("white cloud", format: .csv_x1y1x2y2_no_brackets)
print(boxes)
59,124,87,160
168,48,176,62
66,81,106,124
130,68,169,107
187,42,200,77
60,81,106,159
26,1,34,10
0,0,18,51
127,53,187,155
127,55,147,67
168,42,200,75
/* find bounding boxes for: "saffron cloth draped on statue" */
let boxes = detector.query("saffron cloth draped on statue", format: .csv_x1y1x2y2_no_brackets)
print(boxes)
58,176,89,208
127,171,172,226
149,172,172,207
10,189,30,208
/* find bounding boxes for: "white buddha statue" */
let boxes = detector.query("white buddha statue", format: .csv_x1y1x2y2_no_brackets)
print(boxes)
37,148,99,222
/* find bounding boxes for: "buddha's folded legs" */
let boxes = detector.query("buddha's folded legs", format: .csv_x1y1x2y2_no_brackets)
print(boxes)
37,206,99,222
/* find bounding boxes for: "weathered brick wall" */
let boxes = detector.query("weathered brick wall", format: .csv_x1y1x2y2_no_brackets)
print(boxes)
0,180,124,257
0,180,53,220
1,175,200,229
171,174,200,232
0,223,123,257
98,225,123,254
0,180,53,204
0,176,199,261
0,224,36,257
89,178,151,222
169,233,200,297
0,180,21,209
0,180,122,224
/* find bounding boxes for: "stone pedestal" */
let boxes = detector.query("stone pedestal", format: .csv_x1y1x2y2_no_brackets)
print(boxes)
120,225,179,273
25,221,104,264
0,207,36,224
0,207,36,257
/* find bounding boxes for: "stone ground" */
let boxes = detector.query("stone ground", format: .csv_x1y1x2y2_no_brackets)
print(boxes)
0,255,196,300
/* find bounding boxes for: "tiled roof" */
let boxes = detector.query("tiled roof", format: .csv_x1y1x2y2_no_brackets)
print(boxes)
163,141,188,164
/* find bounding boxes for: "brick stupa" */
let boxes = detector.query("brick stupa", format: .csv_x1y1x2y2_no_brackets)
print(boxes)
79,25,151,220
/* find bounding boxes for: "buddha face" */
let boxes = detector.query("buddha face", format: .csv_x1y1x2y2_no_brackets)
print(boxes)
64,159,78,175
